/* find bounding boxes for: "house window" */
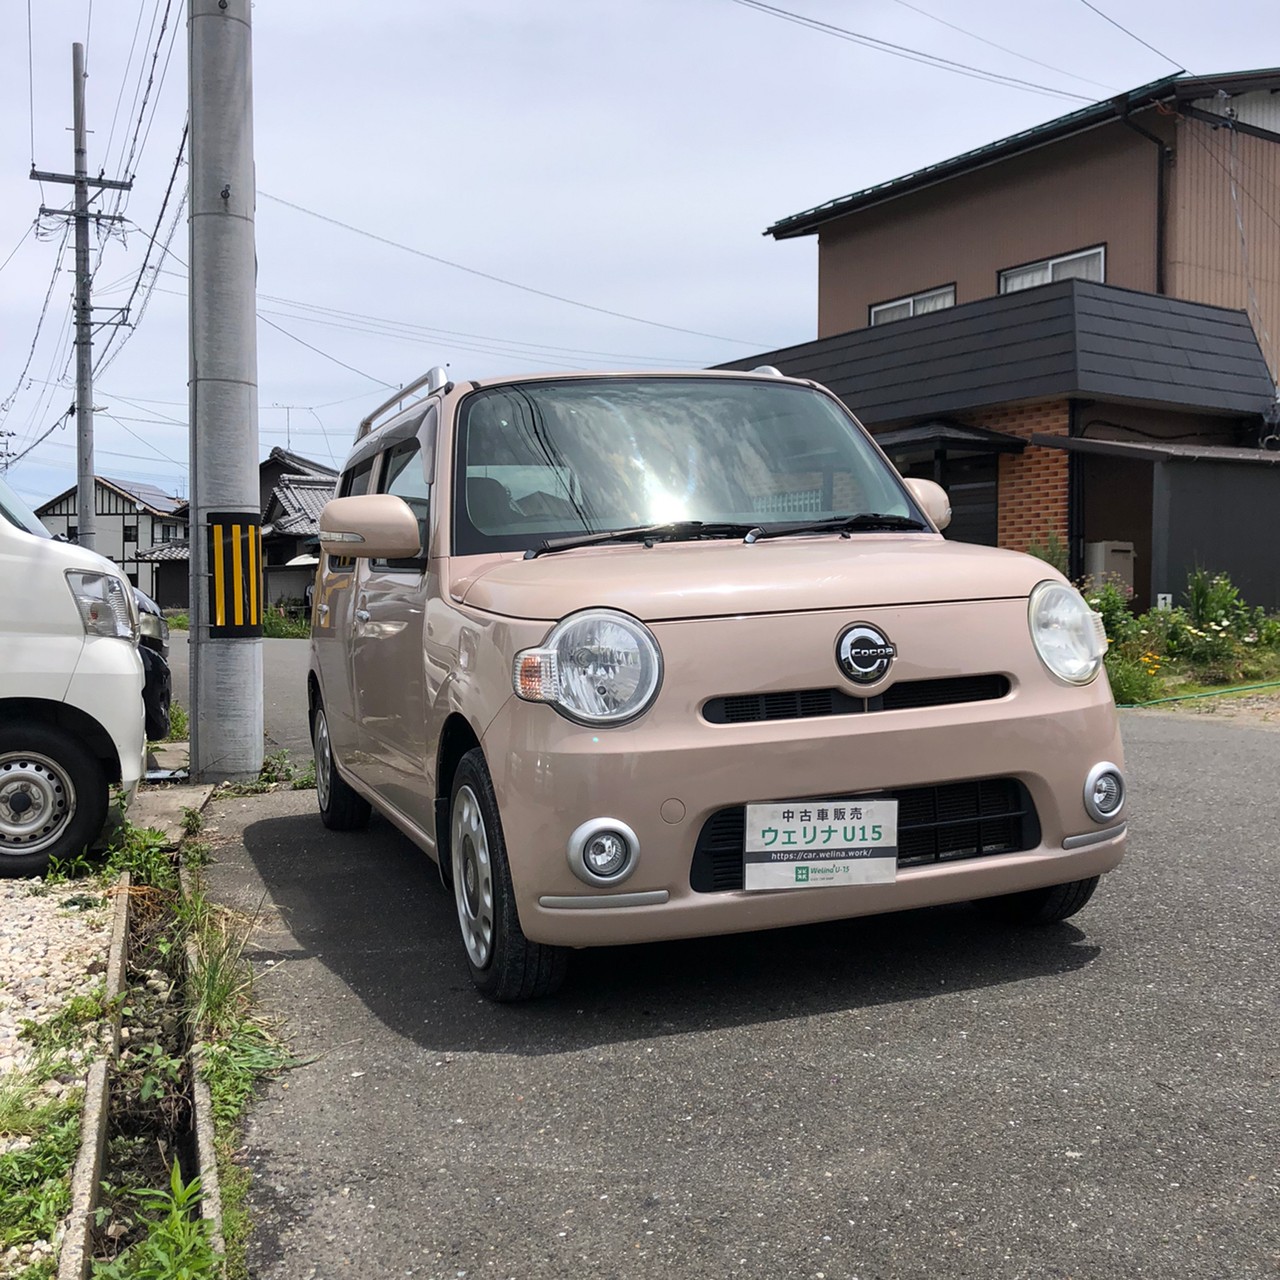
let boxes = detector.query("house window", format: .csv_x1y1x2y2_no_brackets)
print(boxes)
999,245,1105,294
68,524,78,541
160,522,178,542
123,524,138,544
869,285,956,326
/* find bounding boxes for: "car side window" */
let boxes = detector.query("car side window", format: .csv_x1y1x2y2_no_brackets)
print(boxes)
329,457,376,570
372,439,429,572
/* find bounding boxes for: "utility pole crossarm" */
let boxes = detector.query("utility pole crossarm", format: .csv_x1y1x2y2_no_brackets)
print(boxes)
30,168,133,191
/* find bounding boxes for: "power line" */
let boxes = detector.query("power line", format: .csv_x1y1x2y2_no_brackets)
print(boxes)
257,315,398,388
0,222,36,276
101,0,151,194
887,0,1116,92
26,0,42,198
114,0,176,187
98,411,184,466
1,405,74,473
259,192,768,346
1075,0,1183,72
94,124,188,377
725,0,1093,103
0,225,72,426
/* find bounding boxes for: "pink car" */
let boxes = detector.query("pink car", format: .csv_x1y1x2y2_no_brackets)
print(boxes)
309,368,1124,1001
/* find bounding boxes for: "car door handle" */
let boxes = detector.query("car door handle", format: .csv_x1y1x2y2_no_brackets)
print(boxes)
354,609,371,624
317,603,329,619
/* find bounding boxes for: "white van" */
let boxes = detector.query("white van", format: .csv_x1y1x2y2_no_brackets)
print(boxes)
0,475,147,876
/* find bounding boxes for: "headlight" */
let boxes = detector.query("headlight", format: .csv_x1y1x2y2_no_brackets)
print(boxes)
139,612,169,644
1028,580,1106,685
513,609,663,725
65,571,138,641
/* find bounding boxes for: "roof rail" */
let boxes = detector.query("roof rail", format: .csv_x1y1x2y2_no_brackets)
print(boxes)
355,367,449,441
751,365,784,377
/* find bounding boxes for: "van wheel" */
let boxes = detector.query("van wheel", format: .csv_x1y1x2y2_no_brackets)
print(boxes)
312,703,370,831
0,724,108,878
450,750,568,1002
972,876,1100,924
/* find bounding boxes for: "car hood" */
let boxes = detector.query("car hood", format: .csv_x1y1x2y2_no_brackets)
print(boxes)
455,535,1057,622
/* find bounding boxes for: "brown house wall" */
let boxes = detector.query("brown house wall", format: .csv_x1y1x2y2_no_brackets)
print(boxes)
1167,116,1280,379
816,125,1160,336
949,400,1071,553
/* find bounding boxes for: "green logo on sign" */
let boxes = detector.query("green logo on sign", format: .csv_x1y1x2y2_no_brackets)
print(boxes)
795,866,810,883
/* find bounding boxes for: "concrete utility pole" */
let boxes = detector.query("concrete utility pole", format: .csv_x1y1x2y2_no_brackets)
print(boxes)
30,43,130,551
188,0,264,782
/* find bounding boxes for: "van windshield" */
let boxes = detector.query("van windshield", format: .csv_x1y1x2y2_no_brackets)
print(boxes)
453,377,918,555
0,475,51,539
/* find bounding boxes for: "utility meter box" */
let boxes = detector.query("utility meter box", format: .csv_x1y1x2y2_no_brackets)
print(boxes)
1085,540,1136,591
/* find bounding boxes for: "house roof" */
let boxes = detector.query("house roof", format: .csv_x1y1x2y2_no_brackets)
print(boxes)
874,420,1027,456
268,445,338,479
1031,435,1280,466
262,474,335,539
768,68,1280,239
716,278,1277,425
136,539,191,562
36,475,184,517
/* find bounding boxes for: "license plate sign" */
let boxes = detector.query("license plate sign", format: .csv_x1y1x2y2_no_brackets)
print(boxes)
743,800,898,890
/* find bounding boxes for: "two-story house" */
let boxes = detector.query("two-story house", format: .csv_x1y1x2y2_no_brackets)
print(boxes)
36,476,187,599
727,69,1280,608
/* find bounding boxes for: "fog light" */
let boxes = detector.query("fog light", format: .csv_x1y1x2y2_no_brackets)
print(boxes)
584,831,629,878
1084,762,1125,822
567,818,639,887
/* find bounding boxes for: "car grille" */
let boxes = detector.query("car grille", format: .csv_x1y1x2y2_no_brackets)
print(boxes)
689,777,1040,893
702,675,1010,725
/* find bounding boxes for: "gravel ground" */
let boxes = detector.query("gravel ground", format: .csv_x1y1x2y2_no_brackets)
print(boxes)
0,879,112,1083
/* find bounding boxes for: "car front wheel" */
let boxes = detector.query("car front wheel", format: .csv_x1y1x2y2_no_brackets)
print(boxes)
972,876,1100,925
0,724,108,877
450,749,567,1001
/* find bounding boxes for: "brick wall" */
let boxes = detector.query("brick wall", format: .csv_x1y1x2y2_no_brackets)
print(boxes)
954,399,1070,553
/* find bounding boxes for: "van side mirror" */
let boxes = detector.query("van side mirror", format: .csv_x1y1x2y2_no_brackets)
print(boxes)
319,494,423,559
904,478,952,531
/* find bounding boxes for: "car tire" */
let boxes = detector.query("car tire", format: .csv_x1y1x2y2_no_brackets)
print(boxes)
972,876,1100,925
0,723,108,878
450,749,568,1002
312,702,371,831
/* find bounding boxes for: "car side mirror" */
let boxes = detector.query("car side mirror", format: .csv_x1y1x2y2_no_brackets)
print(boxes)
904,478,952,531
319,494,423,559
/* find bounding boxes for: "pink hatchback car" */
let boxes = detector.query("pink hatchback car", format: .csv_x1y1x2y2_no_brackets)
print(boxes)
309,368,1125,1001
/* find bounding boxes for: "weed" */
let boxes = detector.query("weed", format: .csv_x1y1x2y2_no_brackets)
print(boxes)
91,1162,219,1280
261,605,309,639
180,807,203,837
165,612,189,631
183,841,213,868
0,1107,80,1250
165,701,189,743
19,987,109,1058
290,756,316,791
105,825,175,891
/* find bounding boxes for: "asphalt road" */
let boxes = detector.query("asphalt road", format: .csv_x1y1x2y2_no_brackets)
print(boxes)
166,632,313,757
198,708,1280,1280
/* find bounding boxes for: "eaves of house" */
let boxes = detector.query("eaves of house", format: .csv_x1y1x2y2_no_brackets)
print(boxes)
717,278,1275,425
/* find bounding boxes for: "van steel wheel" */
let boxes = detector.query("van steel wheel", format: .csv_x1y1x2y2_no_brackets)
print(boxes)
0,724,108,878
312,702,371,831
449,749,568,1001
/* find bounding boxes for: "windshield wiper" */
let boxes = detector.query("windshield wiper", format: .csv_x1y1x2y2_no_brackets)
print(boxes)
743,513,928,542
525,521,758,559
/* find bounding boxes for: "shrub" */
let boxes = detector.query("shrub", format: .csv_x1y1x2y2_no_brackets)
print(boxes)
1104,646,1162,705
1025,530,1069,576
1082,576,1138,646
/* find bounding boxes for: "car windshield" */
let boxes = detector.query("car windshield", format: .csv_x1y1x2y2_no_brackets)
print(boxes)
453,377,919,554
0,474,51,539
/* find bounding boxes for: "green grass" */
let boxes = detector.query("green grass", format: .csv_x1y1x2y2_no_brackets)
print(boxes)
0,1100,81,1252
165,701,189,743
18,987,110,1059
91,1163,220,1279
164,613,189,631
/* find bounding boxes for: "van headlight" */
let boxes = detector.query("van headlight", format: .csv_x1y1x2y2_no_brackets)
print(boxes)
1028,580,1106,685
65,571,138,641
513,609,662,725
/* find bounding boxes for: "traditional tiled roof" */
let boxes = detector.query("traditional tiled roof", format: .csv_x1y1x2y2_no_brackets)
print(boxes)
262,474,335,539
268,446,338,480
136,539,190,562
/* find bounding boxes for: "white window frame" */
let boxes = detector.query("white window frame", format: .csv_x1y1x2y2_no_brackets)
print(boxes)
869,284,956,326
999,245,1105,295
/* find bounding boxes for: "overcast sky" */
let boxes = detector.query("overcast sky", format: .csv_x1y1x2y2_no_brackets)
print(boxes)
0,0,1272,506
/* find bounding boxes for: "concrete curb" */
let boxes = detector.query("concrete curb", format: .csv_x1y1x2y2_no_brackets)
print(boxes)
57,872,131,1280
179,865,227,1260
